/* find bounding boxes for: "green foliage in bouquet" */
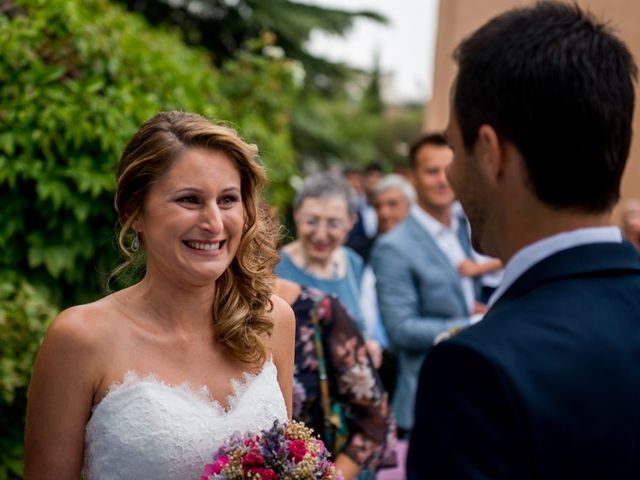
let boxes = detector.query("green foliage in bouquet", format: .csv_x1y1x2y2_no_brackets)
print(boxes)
0,0,297,307
0,278,57,480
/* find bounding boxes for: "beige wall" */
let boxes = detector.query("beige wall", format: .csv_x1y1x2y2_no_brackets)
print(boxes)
426,0,640,209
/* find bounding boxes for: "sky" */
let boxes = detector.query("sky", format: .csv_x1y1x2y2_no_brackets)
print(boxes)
303,0,440,104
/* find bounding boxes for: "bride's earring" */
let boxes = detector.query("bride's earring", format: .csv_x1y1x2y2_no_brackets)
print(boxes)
130,230,140,252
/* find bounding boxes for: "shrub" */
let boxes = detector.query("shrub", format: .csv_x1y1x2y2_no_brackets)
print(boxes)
0,0,296,307
0,278,57,480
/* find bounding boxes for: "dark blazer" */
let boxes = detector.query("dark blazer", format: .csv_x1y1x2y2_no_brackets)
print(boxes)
346,202,375,262
407,241,640,479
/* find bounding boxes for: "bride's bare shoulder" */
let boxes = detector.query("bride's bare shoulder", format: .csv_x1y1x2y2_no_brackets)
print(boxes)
265,294,295,357
44,292,126,355
269,294,295,333
27,293,130,403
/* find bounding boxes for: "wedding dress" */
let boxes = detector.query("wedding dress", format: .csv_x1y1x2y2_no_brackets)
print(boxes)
84,359,287,480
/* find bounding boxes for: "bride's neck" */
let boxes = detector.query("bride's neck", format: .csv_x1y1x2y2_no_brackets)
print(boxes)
128,273,215,331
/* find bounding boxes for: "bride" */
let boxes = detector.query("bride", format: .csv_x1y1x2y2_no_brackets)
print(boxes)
24,111,295,480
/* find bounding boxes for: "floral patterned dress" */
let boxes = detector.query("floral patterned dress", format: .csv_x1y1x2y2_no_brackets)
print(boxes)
291,286,396,473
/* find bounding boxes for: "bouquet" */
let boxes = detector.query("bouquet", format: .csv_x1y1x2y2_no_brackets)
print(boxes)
200,420,343,480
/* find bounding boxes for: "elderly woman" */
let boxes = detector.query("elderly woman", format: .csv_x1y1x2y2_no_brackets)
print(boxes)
276,172,365,331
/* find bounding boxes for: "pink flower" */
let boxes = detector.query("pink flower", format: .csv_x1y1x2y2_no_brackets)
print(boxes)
317,297,332,320
252,467,278,480
242,451,266,468
299,325,314,342
287,439,307,463
334,336,358,369
211,456,229,474
201,421,339,480
200,455,229,479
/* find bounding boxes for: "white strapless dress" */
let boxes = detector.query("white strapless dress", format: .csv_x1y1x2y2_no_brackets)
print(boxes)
84,359,287,480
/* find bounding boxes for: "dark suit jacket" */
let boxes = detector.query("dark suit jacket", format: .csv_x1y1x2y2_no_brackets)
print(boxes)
407,241,640,479
346,204,375,262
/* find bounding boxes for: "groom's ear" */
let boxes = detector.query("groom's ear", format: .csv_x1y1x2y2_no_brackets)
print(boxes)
476,125,503,182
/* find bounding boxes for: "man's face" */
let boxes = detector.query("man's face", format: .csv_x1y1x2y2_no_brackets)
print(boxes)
344,172,363,195
445,109,491,254
374,187,411,234
413,144,455,214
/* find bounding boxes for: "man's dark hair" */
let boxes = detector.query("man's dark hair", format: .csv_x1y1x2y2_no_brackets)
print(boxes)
343,165,362,176
364,162,384,174
409,133,449,169
454,1,637,212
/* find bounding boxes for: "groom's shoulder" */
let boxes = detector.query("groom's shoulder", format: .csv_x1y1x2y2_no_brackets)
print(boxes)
442,298,545,364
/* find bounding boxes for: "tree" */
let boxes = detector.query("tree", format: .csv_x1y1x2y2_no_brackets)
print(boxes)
111,0,393,170
361,50,384,115
113,0,385,88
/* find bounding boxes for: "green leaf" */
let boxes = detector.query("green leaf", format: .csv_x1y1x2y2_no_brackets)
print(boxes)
0,134,14,156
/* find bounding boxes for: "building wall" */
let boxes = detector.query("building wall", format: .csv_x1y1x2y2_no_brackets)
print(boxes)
425,0,640,208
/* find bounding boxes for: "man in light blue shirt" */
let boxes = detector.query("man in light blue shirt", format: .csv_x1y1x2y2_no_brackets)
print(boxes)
371,134,482,437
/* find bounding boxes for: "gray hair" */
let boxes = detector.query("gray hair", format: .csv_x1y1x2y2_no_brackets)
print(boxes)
293,172,358,217
373,174,416,205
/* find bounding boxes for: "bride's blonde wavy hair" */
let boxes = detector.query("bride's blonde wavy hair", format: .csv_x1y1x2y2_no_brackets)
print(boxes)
113,111,278,364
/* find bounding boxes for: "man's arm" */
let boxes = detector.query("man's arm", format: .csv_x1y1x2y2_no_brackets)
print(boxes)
371,241,471,351
407,341,528,480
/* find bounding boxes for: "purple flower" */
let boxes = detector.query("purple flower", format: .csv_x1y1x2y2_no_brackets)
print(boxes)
200,420,341,479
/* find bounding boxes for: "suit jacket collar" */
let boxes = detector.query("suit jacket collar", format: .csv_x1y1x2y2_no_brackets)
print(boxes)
405,215,476,312
492,242,640,310
409,208,473,257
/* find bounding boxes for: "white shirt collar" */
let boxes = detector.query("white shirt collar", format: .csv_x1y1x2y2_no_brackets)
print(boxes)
411,204,458,236
411,205,476,313
488,226,623,307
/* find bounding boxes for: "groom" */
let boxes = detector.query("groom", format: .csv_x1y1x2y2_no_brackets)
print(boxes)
408,2,640,479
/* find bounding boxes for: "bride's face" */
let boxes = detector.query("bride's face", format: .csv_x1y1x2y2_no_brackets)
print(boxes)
135,148,244,287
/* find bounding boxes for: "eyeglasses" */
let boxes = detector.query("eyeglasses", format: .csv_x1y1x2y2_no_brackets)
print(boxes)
298,215,349,232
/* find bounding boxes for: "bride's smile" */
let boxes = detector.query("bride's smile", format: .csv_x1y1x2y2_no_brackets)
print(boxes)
135,148,244,286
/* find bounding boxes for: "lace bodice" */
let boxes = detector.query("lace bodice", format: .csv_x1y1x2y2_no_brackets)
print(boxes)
84,359,287,480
